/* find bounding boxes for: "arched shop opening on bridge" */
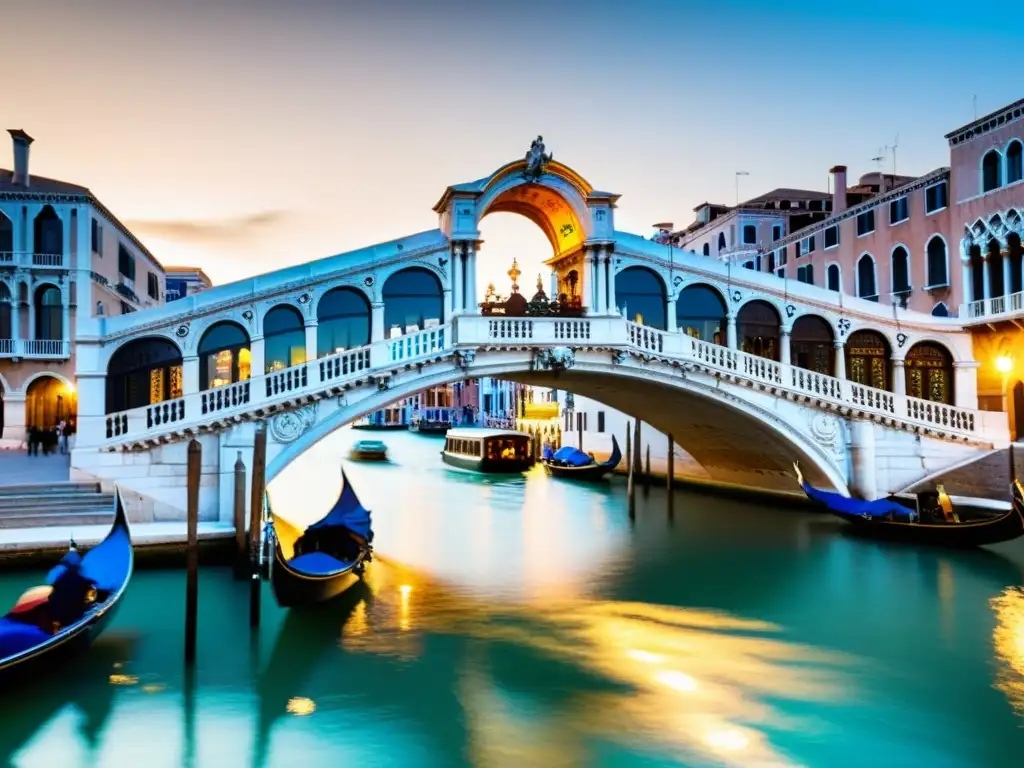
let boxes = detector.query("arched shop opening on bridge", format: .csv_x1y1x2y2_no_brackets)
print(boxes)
106,336,184,413
26,375,76,430
615,267,666,329
789,315,835,375
199,321,251,390
383,267,443,337
845,330,891,391
676,284,727,345
263,305,307,373
317,287,370,357
737,300,781,361
904,342,954,403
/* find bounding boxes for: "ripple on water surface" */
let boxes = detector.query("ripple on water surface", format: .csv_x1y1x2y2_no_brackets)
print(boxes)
3,427,1024,767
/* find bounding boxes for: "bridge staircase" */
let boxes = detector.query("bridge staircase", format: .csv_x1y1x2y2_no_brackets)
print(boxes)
0,482,116,530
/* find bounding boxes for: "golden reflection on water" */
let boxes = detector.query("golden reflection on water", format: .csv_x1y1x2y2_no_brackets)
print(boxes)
285,696,317,716
346,560,853,766
991,586,1024,715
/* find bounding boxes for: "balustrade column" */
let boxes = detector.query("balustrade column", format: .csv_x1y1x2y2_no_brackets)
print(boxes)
960,259,973,305
666,294,678,332
833,340,846,379
892,359,906,397
371,301,385,342
606,255,617,314
304,320,318,363
183,355,200,393
726,314,738,349
250,336,265,378
779,329,791,365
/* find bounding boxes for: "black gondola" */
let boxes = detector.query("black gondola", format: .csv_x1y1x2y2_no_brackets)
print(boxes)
0,489,133,682
267,470,374,607
794,461,1024,548
542,436,622,482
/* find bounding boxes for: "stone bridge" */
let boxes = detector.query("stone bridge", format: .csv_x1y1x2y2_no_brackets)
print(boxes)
68,145,1009,521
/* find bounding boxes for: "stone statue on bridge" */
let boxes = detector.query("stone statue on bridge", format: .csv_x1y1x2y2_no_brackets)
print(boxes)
523,136,552,181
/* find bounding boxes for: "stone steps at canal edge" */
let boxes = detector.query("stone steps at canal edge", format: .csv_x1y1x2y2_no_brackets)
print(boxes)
0,482,116,529
900,445,1022,500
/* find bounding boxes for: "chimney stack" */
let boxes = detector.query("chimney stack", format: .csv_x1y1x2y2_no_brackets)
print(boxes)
8,129,34,187
830,165,847,213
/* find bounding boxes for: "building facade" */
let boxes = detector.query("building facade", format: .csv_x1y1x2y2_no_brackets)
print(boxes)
0,129,166,448
165,266,212,302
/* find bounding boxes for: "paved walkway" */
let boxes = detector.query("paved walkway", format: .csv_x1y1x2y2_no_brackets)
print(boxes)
0,520,236,553
0,449,71,486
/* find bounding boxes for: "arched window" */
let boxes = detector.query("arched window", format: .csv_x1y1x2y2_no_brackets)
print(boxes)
263,305,306,373
1008,140,1023,185
925,236,948,288
790,315,834,375
736,300,780,360
317,287,371,357
26,375,76,430
717,232,726,252
198,321,251,390
857,255,877,300
382,267,443,337
0,283,11,340
106,337,183,413
982,150,1002,193
742,224,757,244
846,330,891,391
33,206,63,258
0,211,12,253
676,284,726,345
702,243,710,257
904,342,954,404
826,264,841,292
891,246,910,294
931,303,950,317
34,284,62,340
614,266,666,329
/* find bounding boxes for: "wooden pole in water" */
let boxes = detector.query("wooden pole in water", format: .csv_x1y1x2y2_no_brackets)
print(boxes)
625,422,632,471
249,425,267,630
233,451,247,579
666,433,675,519
184,439,201,665
577,412,583,452
644,445,651,491
1010,442,1018,491
633,420,643,477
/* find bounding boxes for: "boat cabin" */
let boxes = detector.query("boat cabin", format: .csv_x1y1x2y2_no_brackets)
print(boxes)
442,428,534,473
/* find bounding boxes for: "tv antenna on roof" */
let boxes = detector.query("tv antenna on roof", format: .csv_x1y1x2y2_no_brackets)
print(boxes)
885,134,899,176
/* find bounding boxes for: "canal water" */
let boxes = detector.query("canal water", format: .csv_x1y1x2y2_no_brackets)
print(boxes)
3,427,1024,767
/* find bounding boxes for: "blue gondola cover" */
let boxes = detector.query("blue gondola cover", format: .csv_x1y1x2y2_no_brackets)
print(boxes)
551,446,594,467
801,483,915,521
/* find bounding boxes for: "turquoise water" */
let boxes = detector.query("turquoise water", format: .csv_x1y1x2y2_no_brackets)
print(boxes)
3,427,1024,767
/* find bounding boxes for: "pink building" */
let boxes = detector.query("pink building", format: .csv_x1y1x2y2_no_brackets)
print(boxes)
670,97,1024,320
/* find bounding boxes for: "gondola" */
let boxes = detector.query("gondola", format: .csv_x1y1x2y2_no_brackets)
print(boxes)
267,469,374,607
793,461,1024,548
0,489,134,683
542,436,622,482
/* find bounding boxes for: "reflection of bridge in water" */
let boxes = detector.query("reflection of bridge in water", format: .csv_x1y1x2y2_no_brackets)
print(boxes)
68,143,1009,521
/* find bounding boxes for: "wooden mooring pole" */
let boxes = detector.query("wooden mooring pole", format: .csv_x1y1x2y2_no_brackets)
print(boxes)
577,412,583,452
249,425,268,630
184,439,201,665
233,451,247,579
667,433,675,519
644,446,651,492
625,423,632,471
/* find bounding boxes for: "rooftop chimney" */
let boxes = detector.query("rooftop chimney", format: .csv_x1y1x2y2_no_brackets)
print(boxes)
8,129,34,187
829,165,847,213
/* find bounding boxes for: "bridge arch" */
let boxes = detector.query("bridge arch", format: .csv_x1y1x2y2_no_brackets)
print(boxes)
198,321,251,390
382,266,444,337
316,286,371,357
736,299,782,360
676,283,727,344
263,304,306,373
615,266,667,328
105,335,184,413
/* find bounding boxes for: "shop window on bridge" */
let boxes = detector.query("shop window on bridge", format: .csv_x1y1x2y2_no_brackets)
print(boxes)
904,342,954,404
676,284,726,344
615,266,666,330
34,285,62,340
106,336,184,413
317,287,371,357
33,206,63,258
737,300,780,361
925,236,948,288
1008,140,1023,185
0,212,12,253
383,267,443,338
198,321,251,390
26,376,76,432
845,330,890,391
790,315,834,375
0,283,11,339
263,305,306,373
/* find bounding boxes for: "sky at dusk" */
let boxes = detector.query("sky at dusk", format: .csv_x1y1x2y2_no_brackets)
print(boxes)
5,0,1024,295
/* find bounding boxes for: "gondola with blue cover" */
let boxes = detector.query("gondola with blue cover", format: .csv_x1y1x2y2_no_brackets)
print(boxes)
542,436,622,482
794,461,1024,548
267,469,374,607
0,489,133,683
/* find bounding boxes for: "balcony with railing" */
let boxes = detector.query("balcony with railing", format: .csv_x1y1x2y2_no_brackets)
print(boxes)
0,338,72,359
0,251,67,269
961,290,1024,322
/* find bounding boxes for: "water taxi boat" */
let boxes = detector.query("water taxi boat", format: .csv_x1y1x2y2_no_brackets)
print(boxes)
349,440,388,461
441,428,534,474
410,407,453,435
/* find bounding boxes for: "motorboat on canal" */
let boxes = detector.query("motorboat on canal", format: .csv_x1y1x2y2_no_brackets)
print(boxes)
266,470,374,607
0,489,134,683
349,439,389,462
542,436,622,482
441,428,535,474
793,461,1024,548
410,407,453,435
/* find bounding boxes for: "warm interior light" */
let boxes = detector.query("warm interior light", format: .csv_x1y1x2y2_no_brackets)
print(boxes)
399,584,412,595
996,356,1013,374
